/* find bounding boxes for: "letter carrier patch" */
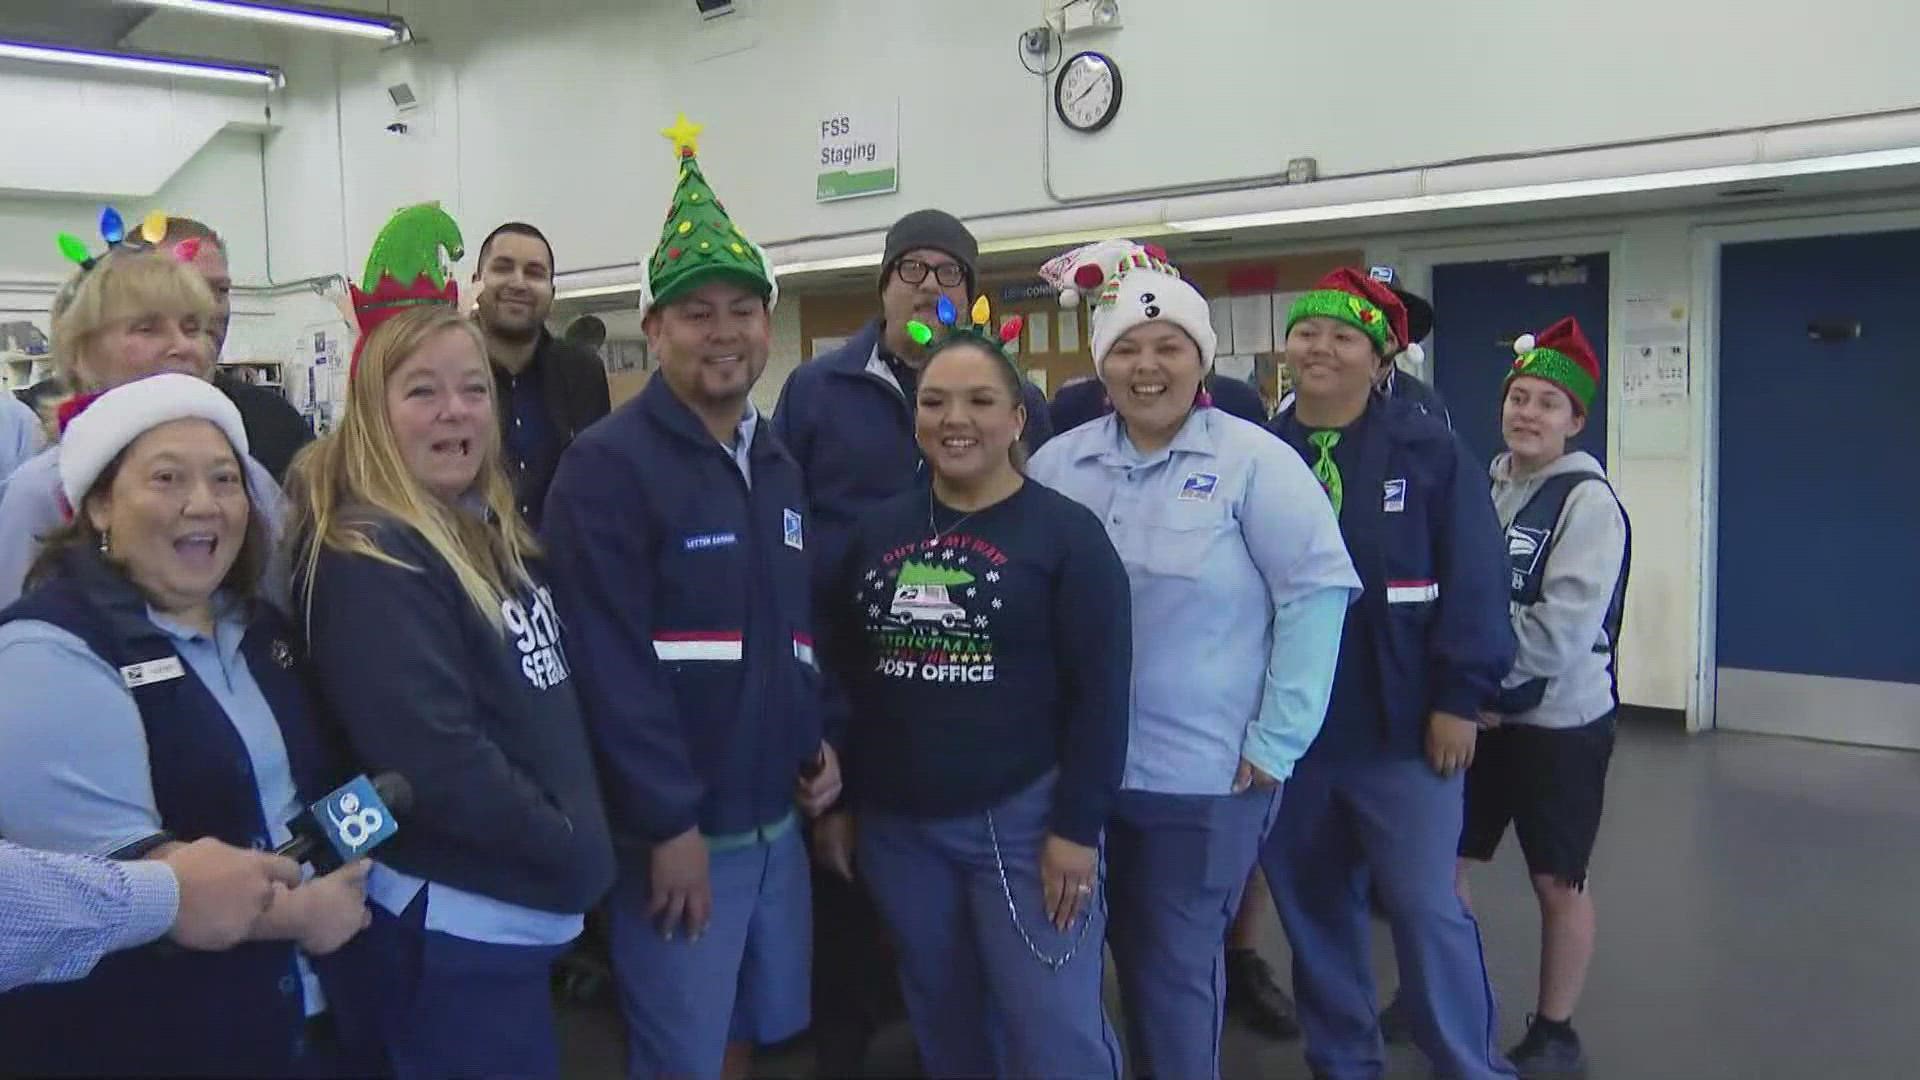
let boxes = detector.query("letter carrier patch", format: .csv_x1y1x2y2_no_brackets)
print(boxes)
684,531,738,551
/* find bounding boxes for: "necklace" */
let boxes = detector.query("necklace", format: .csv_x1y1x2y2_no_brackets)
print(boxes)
927,492,980,545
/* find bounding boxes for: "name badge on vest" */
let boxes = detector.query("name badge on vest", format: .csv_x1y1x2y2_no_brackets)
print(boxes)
684,531,738,551
783,508,805,551
1179,472,1219,501
1383,478,1407,513
120,656,185,689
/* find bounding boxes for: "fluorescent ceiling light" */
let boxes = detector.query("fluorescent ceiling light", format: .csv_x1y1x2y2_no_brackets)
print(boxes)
1165,146,1920,234
0,39,284,87
131,0,409,43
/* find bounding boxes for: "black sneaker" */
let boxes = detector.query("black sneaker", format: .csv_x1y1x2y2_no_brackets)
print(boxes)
1506,1015,1587,1079
1377,990,1414,1045
1224,948,1301,1040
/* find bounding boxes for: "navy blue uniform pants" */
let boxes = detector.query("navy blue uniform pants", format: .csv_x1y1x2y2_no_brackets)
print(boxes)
1107,786,1280,1080
1262,756,1515,1080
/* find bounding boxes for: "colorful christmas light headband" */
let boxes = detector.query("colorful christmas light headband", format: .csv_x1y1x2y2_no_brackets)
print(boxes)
905,294,1026,370
56,207,201,273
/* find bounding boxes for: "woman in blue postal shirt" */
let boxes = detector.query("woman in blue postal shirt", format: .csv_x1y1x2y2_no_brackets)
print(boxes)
289,305,615,1080
0,374,385,1077
1029,246,1359,1080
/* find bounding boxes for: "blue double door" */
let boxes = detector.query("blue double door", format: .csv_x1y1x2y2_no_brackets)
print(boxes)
1715,229,1920,748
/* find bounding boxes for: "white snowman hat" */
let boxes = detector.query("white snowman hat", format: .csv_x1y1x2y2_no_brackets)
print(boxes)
60,373,248,512
1088,267,1218,376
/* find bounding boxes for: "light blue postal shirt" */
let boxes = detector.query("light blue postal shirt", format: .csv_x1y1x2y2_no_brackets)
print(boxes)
1029,407,1359,794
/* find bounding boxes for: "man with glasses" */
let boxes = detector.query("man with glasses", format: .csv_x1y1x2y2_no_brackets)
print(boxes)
772,208,1052,1074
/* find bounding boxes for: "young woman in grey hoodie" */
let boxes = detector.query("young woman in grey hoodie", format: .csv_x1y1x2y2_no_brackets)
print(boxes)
1460,316,1628,1078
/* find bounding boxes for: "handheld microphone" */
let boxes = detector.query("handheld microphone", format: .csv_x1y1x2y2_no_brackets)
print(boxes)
275,772,413,872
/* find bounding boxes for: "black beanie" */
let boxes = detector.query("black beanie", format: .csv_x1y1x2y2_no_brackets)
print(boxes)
879,209,978,295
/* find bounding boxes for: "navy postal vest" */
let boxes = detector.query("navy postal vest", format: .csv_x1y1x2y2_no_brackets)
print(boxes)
0,548,387,1077
1502,471,1633,711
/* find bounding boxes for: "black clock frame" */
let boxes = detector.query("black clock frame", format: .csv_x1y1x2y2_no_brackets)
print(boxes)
1054,50,1123,134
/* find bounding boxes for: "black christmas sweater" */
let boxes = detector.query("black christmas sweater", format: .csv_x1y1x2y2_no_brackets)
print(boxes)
823,480,1130,846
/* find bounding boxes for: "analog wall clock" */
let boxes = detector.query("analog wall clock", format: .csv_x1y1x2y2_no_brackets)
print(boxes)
1054,50,1122,134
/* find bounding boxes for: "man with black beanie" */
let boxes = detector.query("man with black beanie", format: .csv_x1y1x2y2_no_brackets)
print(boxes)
775,208,1051,596
772,209,1052,1074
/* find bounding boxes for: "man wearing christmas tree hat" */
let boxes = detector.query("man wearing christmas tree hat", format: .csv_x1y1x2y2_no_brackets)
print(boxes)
542,115,839,1080
1261,268,1520,1079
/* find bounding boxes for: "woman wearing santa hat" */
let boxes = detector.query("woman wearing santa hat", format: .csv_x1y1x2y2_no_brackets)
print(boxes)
1458,316,1628,1078
0,374,386,1076
1028,244,1359,1080
1262,268,1519,1079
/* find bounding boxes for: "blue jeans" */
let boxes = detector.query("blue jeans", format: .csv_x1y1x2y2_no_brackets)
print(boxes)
1107,786,1281,1080
857,772,1123,1079
1262,756,1516,1080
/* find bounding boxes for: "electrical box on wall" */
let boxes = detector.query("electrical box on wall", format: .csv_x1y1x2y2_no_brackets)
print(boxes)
379,42,431,119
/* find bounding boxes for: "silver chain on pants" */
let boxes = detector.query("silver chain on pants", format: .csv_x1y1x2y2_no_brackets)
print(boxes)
985,810,1102,971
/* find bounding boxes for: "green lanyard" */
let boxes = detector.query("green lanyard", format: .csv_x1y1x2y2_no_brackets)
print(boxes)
1308,430,1343,515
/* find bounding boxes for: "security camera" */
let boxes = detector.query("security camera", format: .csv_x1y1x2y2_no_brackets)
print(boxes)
385,121,409,134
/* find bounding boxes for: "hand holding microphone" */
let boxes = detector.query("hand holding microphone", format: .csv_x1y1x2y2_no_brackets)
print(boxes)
161,838,304,951
252,771,412,953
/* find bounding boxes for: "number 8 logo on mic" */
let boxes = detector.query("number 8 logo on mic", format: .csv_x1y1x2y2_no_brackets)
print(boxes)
328,792,385,850
315,775,400,862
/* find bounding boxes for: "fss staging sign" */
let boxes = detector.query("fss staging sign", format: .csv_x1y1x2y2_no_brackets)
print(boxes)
817,105,898,202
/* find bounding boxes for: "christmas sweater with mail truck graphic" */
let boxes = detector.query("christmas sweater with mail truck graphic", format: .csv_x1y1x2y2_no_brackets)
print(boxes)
828,482,1133,840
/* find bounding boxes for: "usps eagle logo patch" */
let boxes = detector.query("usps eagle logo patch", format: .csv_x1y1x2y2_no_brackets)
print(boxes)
783,508,805,551
1383,478,1407,513
1179,472,1219,501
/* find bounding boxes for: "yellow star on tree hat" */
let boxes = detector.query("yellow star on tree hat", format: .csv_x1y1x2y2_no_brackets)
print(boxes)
641,113,775,315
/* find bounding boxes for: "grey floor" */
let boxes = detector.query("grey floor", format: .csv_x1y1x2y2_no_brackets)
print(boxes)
560,723,1920,1078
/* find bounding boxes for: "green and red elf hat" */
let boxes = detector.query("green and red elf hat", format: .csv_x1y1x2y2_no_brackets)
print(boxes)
349,202,464,373
1284,268,1411,358
1506,316,1601,414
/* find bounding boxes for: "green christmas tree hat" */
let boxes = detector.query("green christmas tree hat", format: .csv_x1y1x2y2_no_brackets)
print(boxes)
640,114,777,316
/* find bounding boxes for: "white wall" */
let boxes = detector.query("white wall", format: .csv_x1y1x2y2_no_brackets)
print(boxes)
0,130,270,321
187,0,1920,282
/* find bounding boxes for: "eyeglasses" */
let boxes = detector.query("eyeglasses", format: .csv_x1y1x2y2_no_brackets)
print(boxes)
895,258,966,288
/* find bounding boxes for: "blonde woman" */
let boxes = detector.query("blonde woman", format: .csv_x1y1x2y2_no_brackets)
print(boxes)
0,249,285,607
287,305,615,1080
